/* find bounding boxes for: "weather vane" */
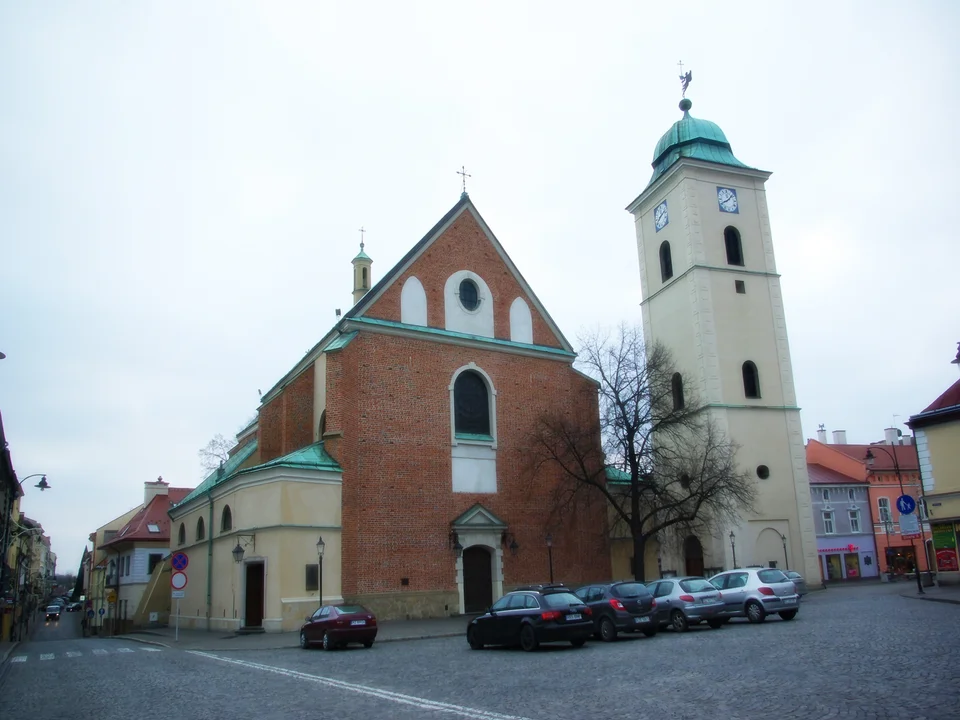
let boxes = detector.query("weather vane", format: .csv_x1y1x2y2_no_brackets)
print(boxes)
457,165,472,196
678,60,692,98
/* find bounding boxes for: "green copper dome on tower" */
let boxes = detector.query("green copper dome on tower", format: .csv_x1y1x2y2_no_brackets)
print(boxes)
647,98,751,187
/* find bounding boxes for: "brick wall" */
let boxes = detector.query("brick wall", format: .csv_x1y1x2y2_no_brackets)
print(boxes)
258,369,315,463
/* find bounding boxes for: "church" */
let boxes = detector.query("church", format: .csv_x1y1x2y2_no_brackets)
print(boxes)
166,194,610,632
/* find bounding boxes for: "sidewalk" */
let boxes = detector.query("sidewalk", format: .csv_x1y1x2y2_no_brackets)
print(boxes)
900,583,960,606
112,614,475,652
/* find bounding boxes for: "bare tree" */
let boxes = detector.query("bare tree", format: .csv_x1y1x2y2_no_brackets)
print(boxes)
528,324,755,581
198,433,236,477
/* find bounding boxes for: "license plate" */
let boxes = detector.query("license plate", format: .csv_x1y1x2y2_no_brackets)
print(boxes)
350,620,366,626
783,599,796,605
566,613,581,621
634,616,649,623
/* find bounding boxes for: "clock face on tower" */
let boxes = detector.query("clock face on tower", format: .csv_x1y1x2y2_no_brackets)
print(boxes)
654,200,669,231
717,187,739,214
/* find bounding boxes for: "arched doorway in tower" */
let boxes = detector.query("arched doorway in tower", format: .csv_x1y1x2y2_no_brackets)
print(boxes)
462,546,493,612
684,536,704,577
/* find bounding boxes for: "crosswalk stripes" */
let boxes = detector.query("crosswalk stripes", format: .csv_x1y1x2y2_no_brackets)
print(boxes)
93,649,108,655
40,654,54,661
66,651,82,657
117,648,134,653
142,647,162,652
11,656,26,663
6,647,164,664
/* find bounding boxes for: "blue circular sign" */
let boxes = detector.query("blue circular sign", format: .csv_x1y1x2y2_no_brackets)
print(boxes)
86,609,94,618
172,552,189,571
896,494,916,514
98,608,105,616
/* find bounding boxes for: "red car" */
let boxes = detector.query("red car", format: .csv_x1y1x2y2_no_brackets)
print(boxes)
300,604,378,650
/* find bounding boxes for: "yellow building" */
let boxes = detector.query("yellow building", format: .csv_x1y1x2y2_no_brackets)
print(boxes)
908,370,960,584
86,499,143,634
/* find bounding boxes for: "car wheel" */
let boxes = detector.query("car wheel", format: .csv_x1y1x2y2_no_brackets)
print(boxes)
599,617,618,642
642,627,658,638
363,640,374,648
746,601,766,624
570,638,587,648
779,610,798,621
671,610,689,633
322,632,334,650
519,624,539,652
299,631,310,649
467,626,484,650
707,619,724,629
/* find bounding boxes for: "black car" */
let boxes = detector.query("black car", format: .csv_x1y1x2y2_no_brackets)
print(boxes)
467,584,593,652
45,605,61,621
574,581,658,641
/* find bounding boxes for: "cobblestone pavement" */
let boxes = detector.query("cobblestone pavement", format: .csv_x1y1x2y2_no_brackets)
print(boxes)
2,582,956,720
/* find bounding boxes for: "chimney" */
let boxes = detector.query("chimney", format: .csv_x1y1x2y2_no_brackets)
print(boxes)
831,430,847,445
144,475,169,505
816,424,828,444
883,427,900,445
902,435,913,445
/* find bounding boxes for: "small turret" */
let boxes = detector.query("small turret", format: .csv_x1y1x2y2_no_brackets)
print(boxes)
352,238,372,306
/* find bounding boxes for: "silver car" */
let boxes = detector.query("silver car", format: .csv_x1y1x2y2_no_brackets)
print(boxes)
646,576,725,632
708,567,800,623
783,570,808,596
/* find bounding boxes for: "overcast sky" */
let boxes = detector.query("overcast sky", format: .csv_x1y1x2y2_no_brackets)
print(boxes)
3,2,958,573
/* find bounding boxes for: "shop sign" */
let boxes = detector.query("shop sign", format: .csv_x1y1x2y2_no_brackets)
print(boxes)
932,524,959,572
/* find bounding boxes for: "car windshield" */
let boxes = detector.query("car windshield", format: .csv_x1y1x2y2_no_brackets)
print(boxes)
335,605,368,615
614,583,651,598
46,606,59,612
541,592,583,608
679,579,714,593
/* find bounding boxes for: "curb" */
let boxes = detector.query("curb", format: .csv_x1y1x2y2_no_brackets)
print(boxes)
0,641,19,665
111,635,173,649
110,630,464,653
900,592,960,606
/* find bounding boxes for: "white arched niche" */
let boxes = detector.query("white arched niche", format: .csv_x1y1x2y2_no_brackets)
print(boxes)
444,271,494,338
509,297,533,344
400,276,428,326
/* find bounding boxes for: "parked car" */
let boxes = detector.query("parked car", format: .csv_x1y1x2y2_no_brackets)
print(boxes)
646,577,725,631
45,605,61,622
66,602,82,612
300,604,378,650
467,584,593,652
574,581,658,641
782,570,808,597
708,567,800,623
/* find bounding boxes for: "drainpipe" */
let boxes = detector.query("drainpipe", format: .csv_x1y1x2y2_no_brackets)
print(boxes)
206,487,214,631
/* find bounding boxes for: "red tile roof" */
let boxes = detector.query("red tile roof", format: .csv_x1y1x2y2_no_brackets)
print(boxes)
830,443,919,471
921,378,960,414
807,463,866,485
101,488,192,548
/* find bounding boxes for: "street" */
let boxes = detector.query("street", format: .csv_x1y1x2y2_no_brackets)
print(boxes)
1,584,957,720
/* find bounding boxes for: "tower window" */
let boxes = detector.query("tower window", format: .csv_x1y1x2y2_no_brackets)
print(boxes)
458,279,480,311
735,280,746,294
671,372,684,410
724,226,744,266
362,267,368,289
742,361,761,399
454,370,490,436
659,241,673,282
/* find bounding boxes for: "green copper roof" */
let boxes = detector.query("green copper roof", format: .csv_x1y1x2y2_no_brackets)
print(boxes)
648,99,751,187
326,331,357,352
605,466,631,483
353,246,371,262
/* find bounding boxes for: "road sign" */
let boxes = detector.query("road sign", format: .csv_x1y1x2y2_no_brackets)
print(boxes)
900,512,921,539
171,552,189,571
896,495,917,515
86,609,94,618
98,608,105,616
171,571,188,590
171,590,185,599
106,589,117,603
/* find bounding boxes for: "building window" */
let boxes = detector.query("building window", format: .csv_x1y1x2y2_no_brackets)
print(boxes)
659,241,673,282
148,553,163,575
178,523,185,546
735,280,746,294
918,498,928,521
305,564,319,592
671,372,684,410
124,556,131,576
878,497,892,524
742,361,761,399
361,267,368,289
197,517,206,541
849,510,861,534
823,511,835,535
848,488,856,501
724,226,744,266
221,505,233,533
822,488,830,501
454,370,490,436
458,279,480,311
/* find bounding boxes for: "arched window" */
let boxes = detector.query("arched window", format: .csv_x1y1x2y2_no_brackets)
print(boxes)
724,226,744,266
454,370,490,436
319,410,327,438
221,506,233,533
671,372,684,410
742,361,761,399
177,523,185,546
362,267,368,289
196,517,206,541
659,241,673,282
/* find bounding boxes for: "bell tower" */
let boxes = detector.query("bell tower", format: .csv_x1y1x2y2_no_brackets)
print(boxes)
625,96,819,583
352,231,372,306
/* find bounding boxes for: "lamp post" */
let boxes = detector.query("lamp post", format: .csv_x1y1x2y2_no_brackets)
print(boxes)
864,446,924,595
316,536,325,607
779,533,789,570
18,473,51,491
545,533,554,584
729,531,737,569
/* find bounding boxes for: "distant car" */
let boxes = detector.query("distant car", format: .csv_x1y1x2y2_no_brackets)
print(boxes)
300,605,377,650
646,577,725,632
66,602,82,612
708,567,800,623
574,581,658,641
782,570,808,597
45,605,61,622
467,584,593,652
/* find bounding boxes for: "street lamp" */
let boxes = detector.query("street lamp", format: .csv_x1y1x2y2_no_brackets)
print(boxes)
316,536,325,606
729,531,737,569
545,533,554,584
779,533,789,570
864,447,924,595
18,473,51,491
